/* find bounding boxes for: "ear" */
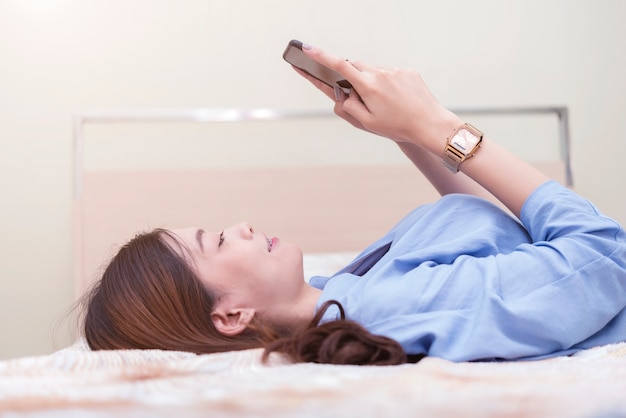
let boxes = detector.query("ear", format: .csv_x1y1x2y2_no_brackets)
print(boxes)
211,308,256,337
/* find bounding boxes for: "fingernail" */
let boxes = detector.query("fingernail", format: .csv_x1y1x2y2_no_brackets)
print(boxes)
302,43,312,50
333,85,343,101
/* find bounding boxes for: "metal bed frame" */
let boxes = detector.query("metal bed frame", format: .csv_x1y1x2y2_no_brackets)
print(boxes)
72,106,572,197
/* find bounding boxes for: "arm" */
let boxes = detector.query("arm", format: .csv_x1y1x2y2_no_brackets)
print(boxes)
397,141,494,200
292,66,489,199
297,45,549,218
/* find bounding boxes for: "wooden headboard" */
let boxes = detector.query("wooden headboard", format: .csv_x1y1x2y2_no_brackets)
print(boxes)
73,107,571,298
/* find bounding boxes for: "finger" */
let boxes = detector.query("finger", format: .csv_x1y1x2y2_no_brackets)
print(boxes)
332,85,346,102
347,87,363,103
346,59,375,73
332,97,371,133
341,88,373,127
302,44,362,85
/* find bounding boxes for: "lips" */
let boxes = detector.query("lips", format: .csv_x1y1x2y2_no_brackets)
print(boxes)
266,236,278,252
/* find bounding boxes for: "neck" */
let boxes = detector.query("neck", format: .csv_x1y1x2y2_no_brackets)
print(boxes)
266,282,322,330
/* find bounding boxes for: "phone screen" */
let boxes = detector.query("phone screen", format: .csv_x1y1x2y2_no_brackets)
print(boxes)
282,40,352,92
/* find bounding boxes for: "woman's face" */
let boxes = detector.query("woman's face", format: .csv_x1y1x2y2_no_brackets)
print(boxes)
166,222,309,322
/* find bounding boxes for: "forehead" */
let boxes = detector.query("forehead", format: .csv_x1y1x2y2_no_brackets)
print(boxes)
168,227,197,240
160,227,198,259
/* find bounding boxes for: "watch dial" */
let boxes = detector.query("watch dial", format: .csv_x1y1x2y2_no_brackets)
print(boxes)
452,130,478,153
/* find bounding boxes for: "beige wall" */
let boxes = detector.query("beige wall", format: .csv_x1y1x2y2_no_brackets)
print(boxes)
1,0,625,360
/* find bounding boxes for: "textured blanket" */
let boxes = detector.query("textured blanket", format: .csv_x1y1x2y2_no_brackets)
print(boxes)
1,341,625,417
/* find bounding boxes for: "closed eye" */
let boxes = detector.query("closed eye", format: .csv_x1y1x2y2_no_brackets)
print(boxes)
218,230,225,248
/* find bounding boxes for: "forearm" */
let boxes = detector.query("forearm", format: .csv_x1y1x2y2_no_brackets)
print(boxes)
413,117,550,218
460,138,549,218
299,45,550,217
397,142,494,200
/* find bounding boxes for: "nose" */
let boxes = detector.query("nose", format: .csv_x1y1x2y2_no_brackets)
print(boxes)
231,221,254,239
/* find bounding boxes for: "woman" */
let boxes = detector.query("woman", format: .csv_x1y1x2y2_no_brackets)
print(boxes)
83,43,626,365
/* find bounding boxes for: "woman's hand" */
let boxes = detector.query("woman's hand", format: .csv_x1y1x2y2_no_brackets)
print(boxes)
296,44,461,148
291,66,375,135
291,45,488,200
291,42,551,218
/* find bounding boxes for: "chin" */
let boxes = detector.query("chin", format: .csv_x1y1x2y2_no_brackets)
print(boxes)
275,240,302,256
281,242,304,277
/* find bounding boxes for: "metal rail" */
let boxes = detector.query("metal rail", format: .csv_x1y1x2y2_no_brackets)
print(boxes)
72,106,572,198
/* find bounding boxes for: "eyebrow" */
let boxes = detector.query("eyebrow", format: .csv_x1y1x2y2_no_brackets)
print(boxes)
196,229,205,253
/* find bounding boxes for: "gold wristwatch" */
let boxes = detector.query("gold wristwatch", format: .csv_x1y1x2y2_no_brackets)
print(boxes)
442,123,483,173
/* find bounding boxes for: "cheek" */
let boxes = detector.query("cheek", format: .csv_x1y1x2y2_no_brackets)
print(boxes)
220,250,263,281
195,254,247,290
215,245,302,287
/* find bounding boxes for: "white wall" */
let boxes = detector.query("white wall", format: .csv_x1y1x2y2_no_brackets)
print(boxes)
0,0,624,359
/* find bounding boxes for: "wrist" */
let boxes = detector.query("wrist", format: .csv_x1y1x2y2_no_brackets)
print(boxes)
442,122,484,173
414,109,463,155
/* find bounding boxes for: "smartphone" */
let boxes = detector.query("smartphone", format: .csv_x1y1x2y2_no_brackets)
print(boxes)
282,40,352,93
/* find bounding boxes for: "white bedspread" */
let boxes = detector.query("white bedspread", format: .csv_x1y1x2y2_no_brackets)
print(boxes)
1,341,625,418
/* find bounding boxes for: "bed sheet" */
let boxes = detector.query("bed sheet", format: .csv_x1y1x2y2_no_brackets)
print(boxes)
303,252,357,281
1,341,625,417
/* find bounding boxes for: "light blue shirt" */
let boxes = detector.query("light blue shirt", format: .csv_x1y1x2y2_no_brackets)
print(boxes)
310,181,626,361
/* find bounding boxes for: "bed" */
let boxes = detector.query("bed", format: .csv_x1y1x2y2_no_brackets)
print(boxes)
2,341,625,417
5,106,625,418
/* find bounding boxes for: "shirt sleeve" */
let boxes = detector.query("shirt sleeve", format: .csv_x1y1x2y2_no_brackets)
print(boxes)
469,180,626,359
367,181,626,361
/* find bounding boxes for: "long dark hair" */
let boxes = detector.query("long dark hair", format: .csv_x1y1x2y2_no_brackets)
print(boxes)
83,229,408,365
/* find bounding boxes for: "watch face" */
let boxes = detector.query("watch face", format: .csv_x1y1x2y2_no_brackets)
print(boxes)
451,129,479,155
